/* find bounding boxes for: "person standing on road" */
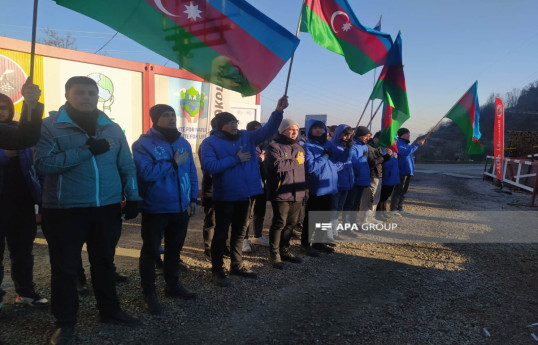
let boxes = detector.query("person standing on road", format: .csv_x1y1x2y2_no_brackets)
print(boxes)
0,85,48,312
390,128,425,215
264,118,306,269
377,149,399,220
35,76,141,345
132,104,198,315
200,96,286,287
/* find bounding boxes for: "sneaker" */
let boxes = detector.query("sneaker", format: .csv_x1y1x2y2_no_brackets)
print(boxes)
15,292,49,308
302,245,321,257
280,249,303,264
49,325,75,345
250,236,270,246
390,211,402,217
212,270,230,287
144,293,163,315
312,243,335,254
230,265,257,279
165,284,197,300
364,217,384,225
399,210,410,215
270,253,284,270
242,239,252,253
100,310,141,327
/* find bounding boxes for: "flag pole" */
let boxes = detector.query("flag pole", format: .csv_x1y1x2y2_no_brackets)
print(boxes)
29,0,39,82
369,68,376,130
283,1,305,96
354,98,372,130
366,101,383,127
422,116,446,141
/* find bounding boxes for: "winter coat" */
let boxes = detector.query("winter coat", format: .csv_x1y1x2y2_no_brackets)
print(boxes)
200,110,282,202
35,106,141,209
132,128,198,214
382,151,400,186
367,140,391,179
350,139,370,187
264,134,306,202
396,138,419,176
0,102,43,150
303,119,338,197
330,124,354,191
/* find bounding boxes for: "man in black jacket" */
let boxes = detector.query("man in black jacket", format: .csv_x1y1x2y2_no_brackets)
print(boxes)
264,119,306,269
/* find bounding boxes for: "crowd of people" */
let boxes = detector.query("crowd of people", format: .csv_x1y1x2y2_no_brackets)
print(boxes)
0,76,425,345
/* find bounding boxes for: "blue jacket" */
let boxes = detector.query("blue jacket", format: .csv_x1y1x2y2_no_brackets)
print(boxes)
0,131,41,205
200,110,282,201
132,128,198,214
331,124,354,191
382,151,400,186
396,138,419,176
350,139,370,187
303,119,338,197
35,106,141,209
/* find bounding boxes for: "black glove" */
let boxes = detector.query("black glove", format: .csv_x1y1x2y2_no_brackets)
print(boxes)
122,201,139,220
86,137,110,155
344,139,354,149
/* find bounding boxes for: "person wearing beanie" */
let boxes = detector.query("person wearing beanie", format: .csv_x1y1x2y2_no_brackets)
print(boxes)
0,86,48,315
264,118,306,268
132,104,199,314
243,121,271,252
35,76,142,344
343,126,371,223
390,128,425,215
200,96,287,287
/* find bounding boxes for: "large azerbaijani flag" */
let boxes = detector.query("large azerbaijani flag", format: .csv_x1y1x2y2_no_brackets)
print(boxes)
53,0,300,96
300,0,392,75
369,33,408,150
444,81,484,155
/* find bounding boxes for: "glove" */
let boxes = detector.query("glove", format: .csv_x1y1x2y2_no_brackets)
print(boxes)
173,149,189,167
344,139,354,149
122,201,139,220
189,200,198,216
86,137,110,155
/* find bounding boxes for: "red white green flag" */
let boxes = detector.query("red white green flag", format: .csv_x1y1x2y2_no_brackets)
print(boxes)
300,0,393,75
53,0,300,96
369,32,409,150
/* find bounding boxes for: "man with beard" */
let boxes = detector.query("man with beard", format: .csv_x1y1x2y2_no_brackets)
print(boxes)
132,104,198,315
200,96,287,287
35,76,141,345
264,119,305,269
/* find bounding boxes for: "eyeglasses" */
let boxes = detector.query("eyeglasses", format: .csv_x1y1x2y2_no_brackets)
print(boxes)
226,120,239,126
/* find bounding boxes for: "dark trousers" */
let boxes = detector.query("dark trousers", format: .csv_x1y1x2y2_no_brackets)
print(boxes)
377,185,395,212
302,194,333,247
42,205,122,326
343,185,366,223
139,212,189,295
269,201,302,255
245,193,266,238
390,175,412,211
212,199,251,272
202,206,215,251
0,203,37,298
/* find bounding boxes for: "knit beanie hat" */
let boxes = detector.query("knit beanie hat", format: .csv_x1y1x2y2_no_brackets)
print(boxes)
246,120,262,131
354,126,371,138
214,112,238,130
150,104,174,124
278,118,299,134
397,127,410,137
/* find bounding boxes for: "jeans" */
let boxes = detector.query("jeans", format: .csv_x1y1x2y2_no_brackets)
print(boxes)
212,199,252,271
42,204,122,326
269,201,302,256
139,212,189,295
391,175,412,211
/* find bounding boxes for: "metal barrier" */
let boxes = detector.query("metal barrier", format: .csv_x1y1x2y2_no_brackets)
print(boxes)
483,154,538,207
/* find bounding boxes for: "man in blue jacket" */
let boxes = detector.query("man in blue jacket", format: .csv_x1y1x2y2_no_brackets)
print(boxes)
200,96,287,287
35,76,141,345
132,104,198,315
390,128,425,215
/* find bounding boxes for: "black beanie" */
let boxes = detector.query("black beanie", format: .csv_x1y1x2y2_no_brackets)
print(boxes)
150,104,174,124
214,112,238,130
354,126,371,138
397,127,410,137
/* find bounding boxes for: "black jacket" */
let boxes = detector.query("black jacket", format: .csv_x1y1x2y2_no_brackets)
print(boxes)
0,102,43,150
367,140,391,178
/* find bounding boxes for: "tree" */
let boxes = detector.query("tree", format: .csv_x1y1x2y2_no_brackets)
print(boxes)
39,28,76,49
504,88,521,109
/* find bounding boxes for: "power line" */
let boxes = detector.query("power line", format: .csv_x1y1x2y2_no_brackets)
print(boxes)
94,31,118,54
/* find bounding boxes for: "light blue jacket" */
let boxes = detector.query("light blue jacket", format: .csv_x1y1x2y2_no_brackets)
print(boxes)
132,128,198,214
331,124,354,191
382,151,400,186
35,106,140,209
350,139,370,187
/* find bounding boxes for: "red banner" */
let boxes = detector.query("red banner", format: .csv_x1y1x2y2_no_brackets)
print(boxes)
494,98,504,180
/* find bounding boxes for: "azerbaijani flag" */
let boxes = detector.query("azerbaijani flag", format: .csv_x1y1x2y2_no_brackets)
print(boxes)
300,0,392,75
53,0,300,96
444,81,483,155
369,33,409,150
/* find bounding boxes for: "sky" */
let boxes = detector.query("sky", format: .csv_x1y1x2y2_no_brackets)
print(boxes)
1,0,538,138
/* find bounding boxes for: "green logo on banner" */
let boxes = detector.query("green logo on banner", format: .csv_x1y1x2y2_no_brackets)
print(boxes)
179,86,206,123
